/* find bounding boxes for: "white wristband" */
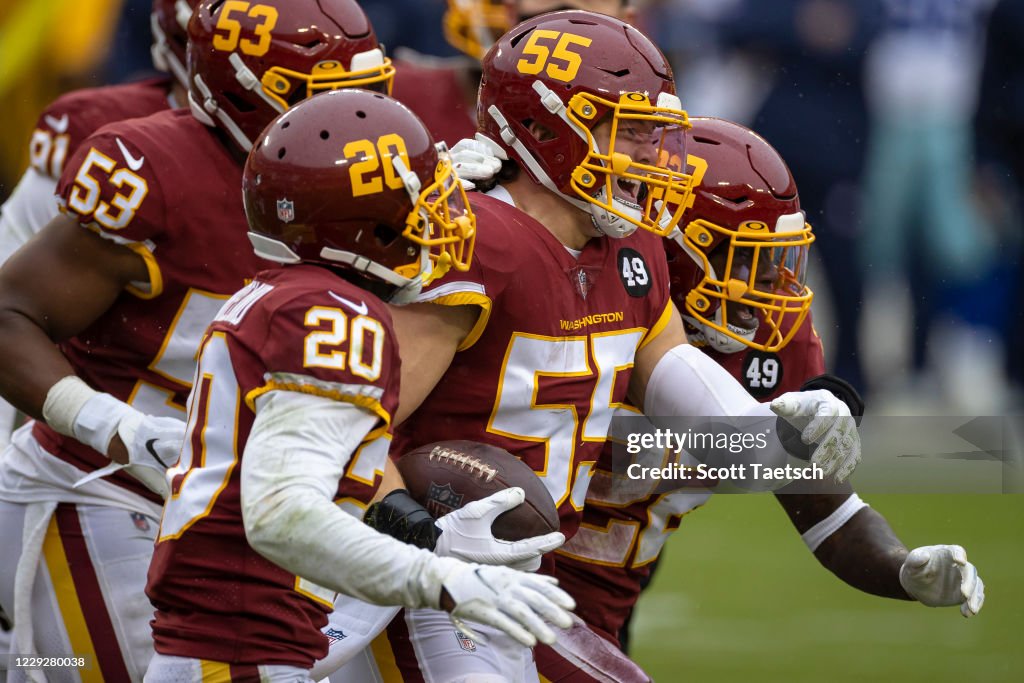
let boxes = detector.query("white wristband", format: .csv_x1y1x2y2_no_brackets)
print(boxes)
41,376,130,456
801,493,869,552
42,376,99,437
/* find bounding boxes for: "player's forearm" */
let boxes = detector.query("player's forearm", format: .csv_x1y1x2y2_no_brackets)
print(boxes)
244,480,457,609
812,507,912,600
242,391,461,609
0,306,77,419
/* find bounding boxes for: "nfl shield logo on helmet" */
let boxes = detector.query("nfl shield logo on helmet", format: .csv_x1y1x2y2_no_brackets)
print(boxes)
277,198,295,223
426,482,464,518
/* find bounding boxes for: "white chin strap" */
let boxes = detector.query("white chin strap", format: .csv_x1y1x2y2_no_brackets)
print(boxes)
190,53,288,151
246,232,427,305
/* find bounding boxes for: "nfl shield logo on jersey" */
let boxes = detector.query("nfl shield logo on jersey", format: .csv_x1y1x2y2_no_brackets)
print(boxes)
426,482,464,517
324,628,347,644
276,198,295,223
455,630,477,652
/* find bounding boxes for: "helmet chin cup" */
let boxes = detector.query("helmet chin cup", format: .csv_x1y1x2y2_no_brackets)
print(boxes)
585,193,640,239
684,314,758,354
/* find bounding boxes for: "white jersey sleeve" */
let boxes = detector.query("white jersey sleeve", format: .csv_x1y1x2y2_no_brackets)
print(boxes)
0,168,60,265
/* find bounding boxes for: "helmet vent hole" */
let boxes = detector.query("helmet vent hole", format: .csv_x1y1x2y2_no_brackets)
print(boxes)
373,224,400,247
224,91,256,113
509,29,531,49
281,121,290,129
301,38,323,49
277,147,286,160
692,136,719,145
726,195,749,205
597,67,630,78
356,111,367,119
320,130,330,140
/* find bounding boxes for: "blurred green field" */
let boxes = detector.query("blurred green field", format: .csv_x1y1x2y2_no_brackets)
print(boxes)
631,494,1024,682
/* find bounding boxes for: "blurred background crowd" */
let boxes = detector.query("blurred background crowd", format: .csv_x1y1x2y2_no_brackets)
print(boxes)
1,0,1022,414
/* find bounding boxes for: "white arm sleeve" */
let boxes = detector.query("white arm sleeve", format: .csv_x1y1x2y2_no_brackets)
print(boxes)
0,168,60,265
643,343,760,417
642,344,788,464
241,390,463,610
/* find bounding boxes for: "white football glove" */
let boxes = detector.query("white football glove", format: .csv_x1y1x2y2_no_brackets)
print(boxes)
435,487,565,571
43,376,183,497
112,408,185,498
899,544,985,617
441,562,575,647
450,134,506,187
771,389,861,482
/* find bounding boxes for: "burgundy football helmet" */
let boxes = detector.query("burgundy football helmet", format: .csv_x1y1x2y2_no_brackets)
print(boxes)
187,0,395,151
478,10,697,238
243,90,476,303
664,118,814,353
151,0,197,90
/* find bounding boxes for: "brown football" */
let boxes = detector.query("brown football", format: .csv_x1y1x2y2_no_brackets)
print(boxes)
395,440,559,541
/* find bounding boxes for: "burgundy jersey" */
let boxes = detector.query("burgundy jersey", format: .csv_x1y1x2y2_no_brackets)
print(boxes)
32,109,269,503
28,77,174,181
392,191,672,543
391,58,478,148
552,310,825,644
702,312,825,400
148,266,399,668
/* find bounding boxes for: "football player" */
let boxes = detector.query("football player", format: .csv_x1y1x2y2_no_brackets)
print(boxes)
350,11,861,682
544,119,985,677
0,0,198,452
144,87,575,681
0,1,398,679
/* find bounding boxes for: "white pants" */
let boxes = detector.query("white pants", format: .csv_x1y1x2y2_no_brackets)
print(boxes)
144,653,314,682
0,500,159,683
372,608,537,683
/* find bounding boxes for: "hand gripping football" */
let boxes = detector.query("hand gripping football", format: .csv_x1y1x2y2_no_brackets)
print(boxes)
395,440,559,541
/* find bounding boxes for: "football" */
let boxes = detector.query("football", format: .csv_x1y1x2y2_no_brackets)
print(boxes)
395,440,559,541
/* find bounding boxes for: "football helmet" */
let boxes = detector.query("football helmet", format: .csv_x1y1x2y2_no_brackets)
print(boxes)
243,90,476,304
664,118,814,353
443,0,510,59
187,0,395,151
151,0,197,90
478,10,696,238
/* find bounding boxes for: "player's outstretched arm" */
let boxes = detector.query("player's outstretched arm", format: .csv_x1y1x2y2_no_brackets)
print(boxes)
776,491,984,616
630,303,861,481
241,390,575,646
